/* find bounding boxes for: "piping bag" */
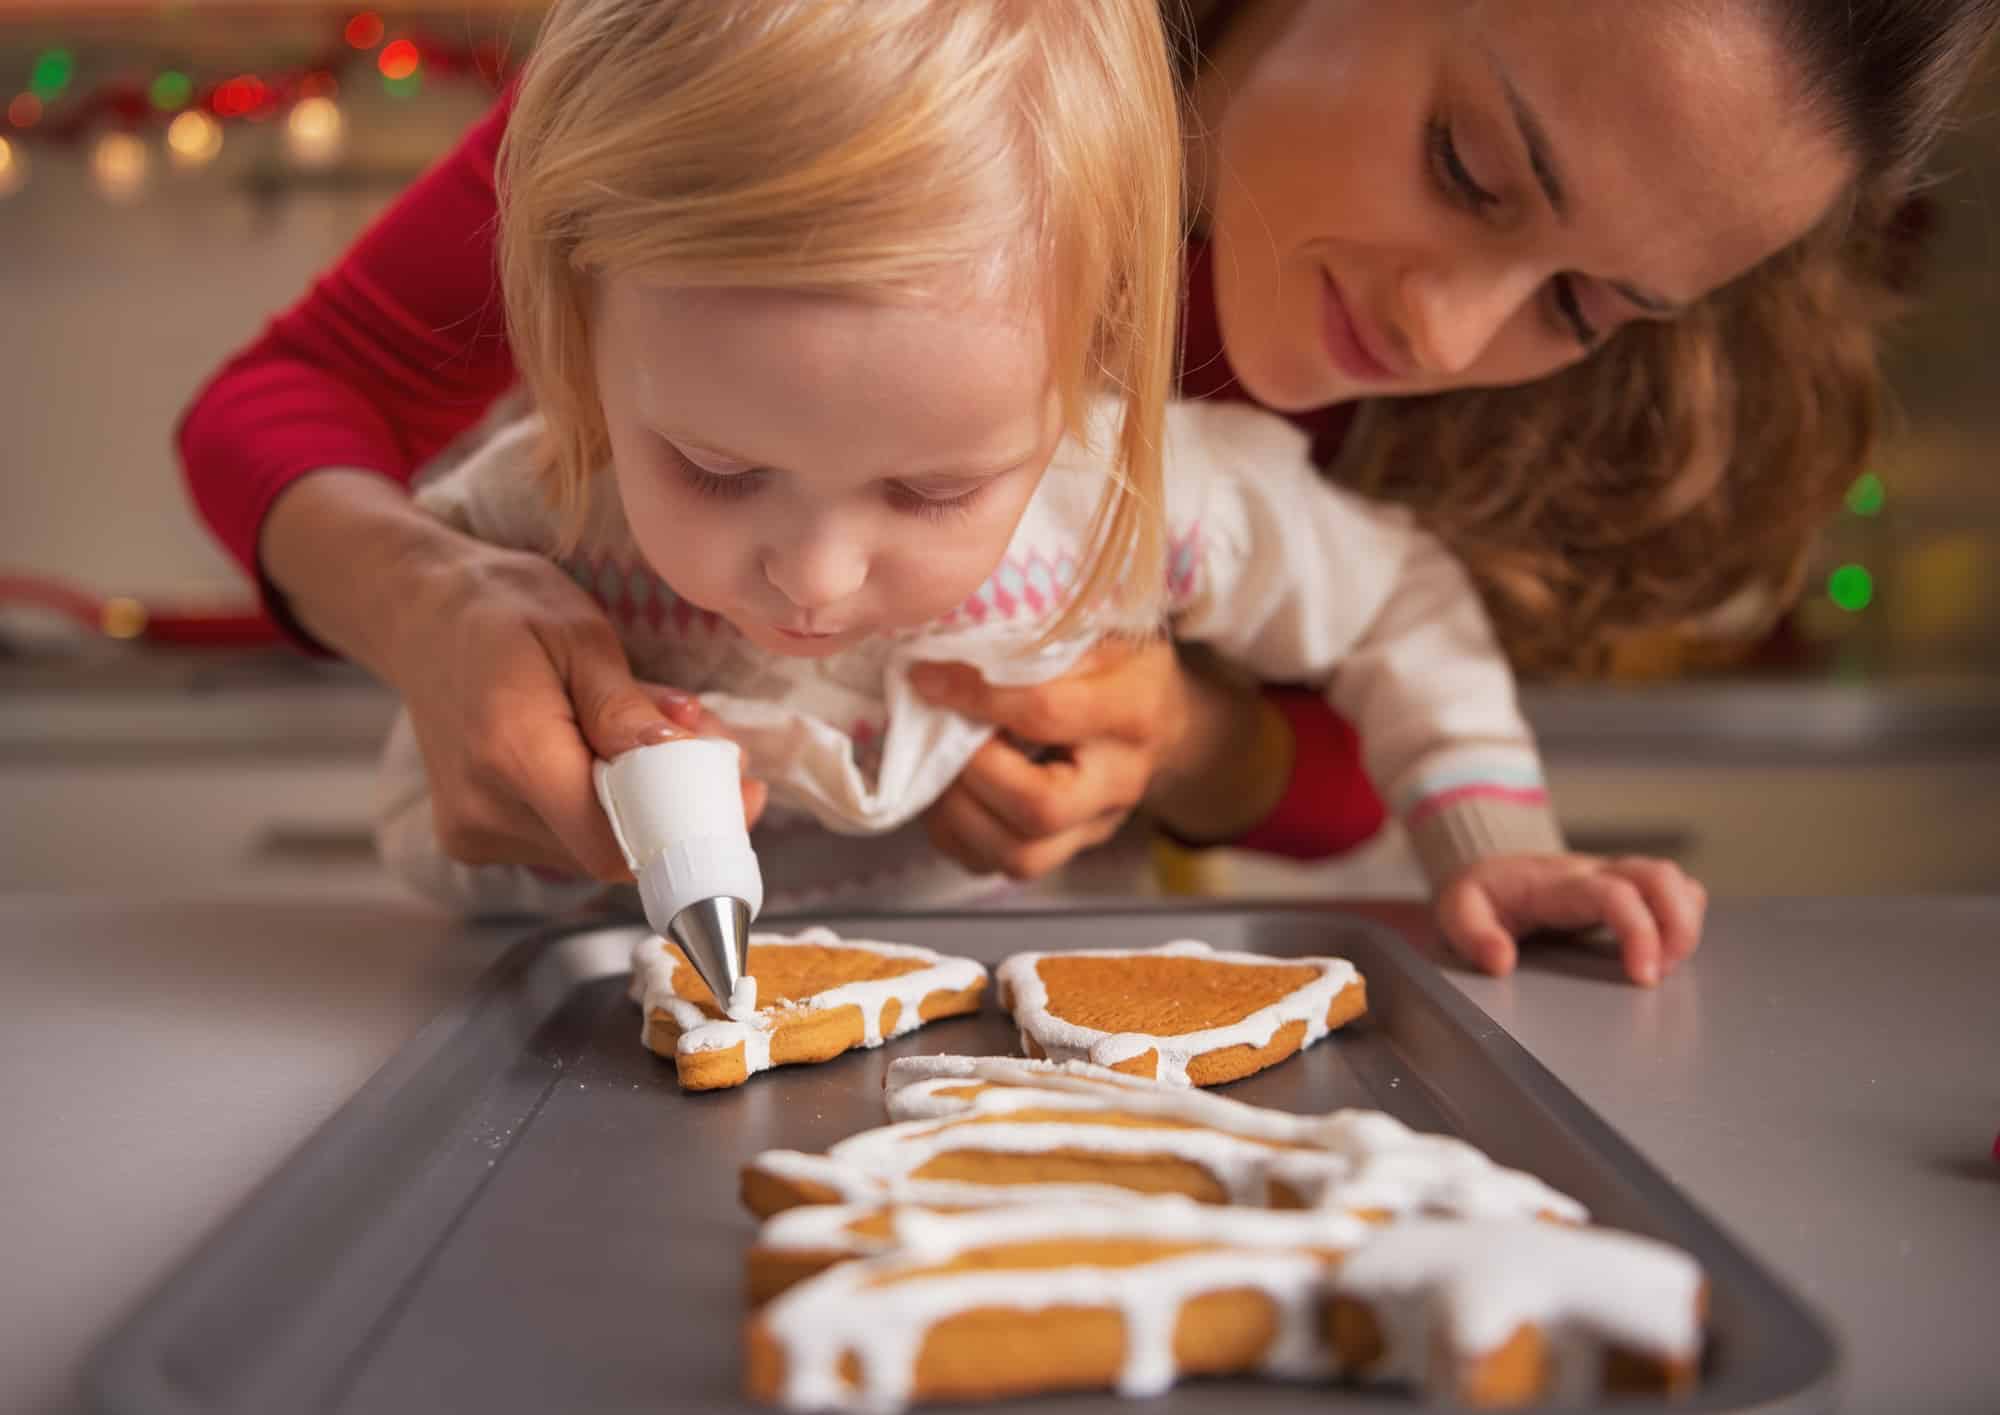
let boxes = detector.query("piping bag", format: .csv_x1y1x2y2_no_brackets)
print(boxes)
594,739,764,1016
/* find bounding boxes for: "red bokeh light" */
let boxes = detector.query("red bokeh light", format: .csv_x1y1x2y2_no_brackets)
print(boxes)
7,93,43,129
344,12,385,50
377,39,421,81
211,75,268,119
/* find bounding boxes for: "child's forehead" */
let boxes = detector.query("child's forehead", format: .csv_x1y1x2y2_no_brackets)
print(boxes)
599,278,1059,473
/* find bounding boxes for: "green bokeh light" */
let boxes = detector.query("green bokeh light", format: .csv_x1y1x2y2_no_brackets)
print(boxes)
1845,472,1886,518
149,71,193,111
29,49,74,101
1828,563,1875,613
383,71,424,100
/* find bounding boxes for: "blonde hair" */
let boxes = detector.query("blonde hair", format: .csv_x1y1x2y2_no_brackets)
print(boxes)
498,0,1183,630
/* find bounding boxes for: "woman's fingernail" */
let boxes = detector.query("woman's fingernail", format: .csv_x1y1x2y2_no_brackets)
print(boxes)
1635,960,1660,986
652,687,695,707
635,720,684,746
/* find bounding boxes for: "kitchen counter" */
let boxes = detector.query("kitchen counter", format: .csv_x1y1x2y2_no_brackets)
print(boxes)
1,895,1994,1413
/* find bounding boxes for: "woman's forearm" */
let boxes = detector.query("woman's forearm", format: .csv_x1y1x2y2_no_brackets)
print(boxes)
1144,651,1295,843
257,469,472,680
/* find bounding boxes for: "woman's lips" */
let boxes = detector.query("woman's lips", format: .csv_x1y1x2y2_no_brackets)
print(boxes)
1320,271,1398,384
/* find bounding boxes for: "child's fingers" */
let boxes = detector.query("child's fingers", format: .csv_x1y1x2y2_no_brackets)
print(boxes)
1436,881,1518,976
1607,858,1705,972
1571,872,1664,986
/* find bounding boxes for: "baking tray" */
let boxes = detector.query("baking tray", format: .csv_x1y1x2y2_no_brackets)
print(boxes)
83,904,1838,1414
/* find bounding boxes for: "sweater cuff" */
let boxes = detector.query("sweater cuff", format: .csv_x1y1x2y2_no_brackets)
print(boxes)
1224,687,1386,861
1405,792,1566,891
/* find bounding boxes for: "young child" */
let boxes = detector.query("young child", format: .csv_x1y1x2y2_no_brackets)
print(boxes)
378,0,1703,970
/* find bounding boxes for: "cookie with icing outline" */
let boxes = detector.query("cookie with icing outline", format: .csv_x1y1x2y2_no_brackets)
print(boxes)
746,1199,1367,1409
994,939,1365,1085
1328,1220,1705,1406
629,927,986,1091
742,1065,1584,1226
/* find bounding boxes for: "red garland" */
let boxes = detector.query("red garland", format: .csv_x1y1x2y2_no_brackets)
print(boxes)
5,27,517,150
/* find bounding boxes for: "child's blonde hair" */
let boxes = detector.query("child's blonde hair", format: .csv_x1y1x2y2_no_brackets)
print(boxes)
498,0,1183,629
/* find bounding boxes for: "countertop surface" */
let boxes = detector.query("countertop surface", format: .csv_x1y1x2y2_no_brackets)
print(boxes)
2,893,1995,1414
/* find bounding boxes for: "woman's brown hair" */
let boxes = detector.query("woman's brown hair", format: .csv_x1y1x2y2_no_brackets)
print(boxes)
1310,1,1998,674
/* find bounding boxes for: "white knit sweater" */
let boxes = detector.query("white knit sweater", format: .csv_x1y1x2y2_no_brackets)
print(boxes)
377,399,1561,916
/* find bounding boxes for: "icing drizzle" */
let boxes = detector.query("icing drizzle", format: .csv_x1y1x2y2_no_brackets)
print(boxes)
1331,1219,1704,1400
628,926,986,1080
994,939,1361,1084
755,1198,1362,1410
750,1059,1586,1224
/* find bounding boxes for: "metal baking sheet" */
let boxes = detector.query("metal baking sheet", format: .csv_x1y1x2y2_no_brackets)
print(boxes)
84,904,1838,1414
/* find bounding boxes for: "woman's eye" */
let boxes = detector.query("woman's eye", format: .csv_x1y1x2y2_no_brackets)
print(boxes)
1548,274,1600,348
886,481,985,522
1427,118,1499,210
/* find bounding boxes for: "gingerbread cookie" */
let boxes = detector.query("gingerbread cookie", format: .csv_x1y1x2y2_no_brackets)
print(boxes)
994,939,1365,1085
628,927,985,1090
743,1064,1583,1224
746,1199,1366,1409
1327,1220,1705,1406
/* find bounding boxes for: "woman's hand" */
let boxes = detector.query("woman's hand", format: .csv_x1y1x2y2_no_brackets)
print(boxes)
262,470,762,881
912,639,1287,880
1436,854,1709,986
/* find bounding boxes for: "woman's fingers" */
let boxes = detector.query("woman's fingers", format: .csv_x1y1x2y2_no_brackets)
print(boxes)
950,735,1148,841
923,775,1123,881
910,642,1152,745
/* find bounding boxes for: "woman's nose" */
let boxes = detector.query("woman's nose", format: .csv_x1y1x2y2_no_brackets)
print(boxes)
1397,260,1539,378
763,529,867,612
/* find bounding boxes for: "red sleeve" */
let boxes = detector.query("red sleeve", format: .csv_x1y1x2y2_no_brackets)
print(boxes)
1229,688,1386,859
177,90,518,636
1177,239,1385,860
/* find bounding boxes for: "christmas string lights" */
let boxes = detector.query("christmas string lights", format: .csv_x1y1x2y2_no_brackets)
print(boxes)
0,12,517,200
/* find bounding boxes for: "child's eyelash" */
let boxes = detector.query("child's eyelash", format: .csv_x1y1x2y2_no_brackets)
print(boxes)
680,463,763,501
887,483,985,523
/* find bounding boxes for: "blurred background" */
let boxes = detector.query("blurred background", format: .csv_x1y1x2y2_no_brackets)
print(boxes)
1,2,1995,901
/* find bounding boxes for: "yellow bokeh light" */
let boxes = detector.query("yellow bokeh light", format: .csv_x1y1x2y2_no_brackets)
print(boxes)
284,95,345,169
0,135,24,199
166,110,223,169
90,132,150,202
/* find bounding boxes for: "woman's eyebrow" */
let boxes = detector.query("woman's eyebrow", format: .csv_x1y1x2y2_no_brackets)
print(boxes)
1484,48,1569,221
1484,45,1686,316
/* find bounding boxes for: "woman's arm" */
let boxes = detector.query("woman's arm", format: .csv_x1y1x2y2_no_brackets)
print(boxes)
177,91,739,883
911,643,1385,879
178,90,517,640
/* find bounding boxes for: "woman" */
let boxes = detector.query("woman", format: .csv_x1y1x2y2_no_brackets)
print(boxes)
179,0,1996,977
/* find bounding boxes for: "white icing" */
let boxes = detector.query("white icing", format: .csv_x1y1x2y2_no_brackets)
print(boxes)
1332,1219,1704,1395
993,939,1361,1085
756,1198,1361,1411
628,927,986,1081
748,1082,1585,1224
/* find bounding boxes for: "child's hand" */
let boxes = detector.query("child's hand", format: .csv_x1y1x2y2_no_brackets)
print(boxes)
1435,854,1707,986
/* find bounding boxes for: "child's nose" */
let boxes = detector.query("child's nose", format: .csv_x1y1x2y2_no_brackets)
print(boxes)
763,536,867,611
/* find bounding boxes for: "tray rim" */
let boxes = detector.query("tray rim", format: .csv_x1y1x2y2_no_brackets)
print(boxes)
80,900,1841,1415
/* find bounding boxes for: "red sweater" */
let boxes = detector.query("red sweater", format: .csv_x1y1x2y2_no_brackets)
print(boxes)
177,93,1385,859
